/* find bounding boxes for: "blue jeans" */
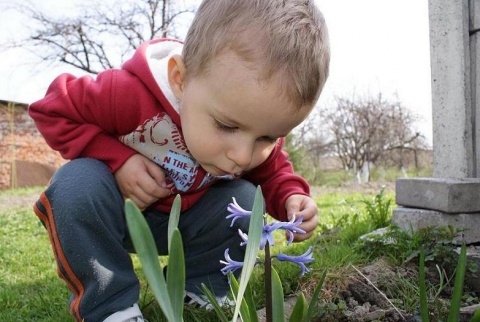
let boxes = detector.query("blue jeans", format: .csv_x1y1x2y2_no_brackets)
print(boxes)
34,158,253,322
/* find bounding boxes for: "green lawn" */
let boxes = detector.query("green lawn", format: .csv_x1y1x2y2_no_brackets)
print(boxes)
1,202,72,321
5,185,469,321
0,186,395,321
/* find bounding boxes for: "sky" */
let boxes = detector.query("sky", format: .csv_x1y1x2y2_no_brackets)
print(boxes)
0,0,433,144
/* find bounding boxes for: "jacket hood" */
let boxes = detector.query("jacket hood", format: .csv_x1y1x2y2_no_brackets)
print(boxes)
122,38,183,124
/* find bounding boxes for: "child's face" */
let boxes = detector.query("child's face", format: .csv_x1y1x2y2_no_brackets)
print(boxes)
170,50,311,176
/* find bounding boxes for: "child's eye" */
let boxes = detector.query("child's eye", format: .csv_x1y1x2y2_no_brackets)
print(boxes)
214,119,237,133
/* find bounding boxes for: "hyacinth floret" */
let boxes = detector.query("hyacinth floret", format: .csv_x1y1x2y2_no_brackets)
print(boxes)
219,248,244,275
226,197,253,227
258,214,306,249
276,246,314,277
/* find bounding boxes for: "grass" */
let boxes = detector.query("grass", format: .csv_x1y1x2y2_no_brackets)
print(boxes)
0,199,71,321
1,184,476,321
0,186,383,321
304,166,433,187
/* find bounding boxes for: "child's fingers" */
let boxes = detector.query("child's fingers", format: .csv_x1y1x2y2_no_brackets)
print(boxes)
143,159,173,198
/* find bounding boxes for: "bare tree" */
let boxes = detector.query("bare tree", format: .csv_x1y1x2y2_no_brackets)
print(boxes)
294,108,332,154
286,108,332,184
8,0,196,74
324,94,427,182
378,101,428,172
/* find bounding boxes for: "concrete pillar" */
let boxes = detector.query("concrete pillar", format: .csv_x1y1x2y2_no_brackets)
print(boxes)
473,0,480,174
392,0,480,243
430,0,473,178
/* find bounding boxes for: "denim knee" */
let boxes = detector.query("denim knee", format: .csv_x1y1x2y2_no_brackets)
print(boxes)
46,158,123,221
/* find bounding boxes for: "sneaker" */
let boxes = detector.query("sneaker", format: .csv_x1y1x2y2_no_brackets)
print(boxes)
184,291,235,310
103,303,145,322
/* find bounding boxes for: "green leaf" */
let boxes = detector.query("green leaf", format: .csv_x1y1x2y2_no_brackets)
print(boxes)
289,293,307,322
168,195,181,252
229,272,252,322
271,267,285,322
124,199,177,322
419,247,429,322
470,306,480,322
231,186,265,322
244,278,260,322
201,284,229,322
167,229,185,319
305,269,327,322
448,243,467,322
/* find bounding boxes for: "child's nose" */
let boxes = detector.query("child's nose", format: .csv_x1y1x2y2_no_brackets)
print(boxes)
227,143,253,168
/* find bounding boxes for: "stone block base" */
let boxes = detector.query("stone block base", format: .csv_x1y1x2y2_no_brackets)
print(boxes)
396,177,480,213
392,206,480,244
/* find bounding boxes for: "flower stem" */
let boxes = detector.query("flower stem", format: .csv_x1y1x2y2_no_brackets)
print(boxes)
264,241,273,322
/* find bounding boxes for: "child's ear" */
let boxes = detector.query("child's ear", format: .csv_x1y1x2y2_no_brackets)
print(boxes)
168,54,186,100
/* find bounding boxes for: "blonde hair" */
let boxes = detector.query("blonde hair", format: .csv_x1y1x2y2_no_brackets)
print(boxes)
182,0,330,109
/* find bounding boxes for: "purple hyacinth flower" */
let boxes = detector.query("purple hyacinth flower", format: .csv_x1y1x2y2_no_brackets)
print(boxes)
276,246,314,277
279,214,306,244
238,229,249,246
219,248,244,275
226,197,252,227
259,214,306,249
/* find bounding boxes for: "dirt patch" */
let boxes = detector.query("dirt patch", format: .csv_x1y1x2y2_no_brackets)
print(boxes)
0,191,39,211
316,256,479,322
327,260,416,322
311,181,396,196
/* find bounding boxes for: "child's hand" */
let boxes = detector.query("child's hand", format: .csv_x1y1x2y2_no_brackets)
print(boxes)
285,194,318,242
115,154,172,210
